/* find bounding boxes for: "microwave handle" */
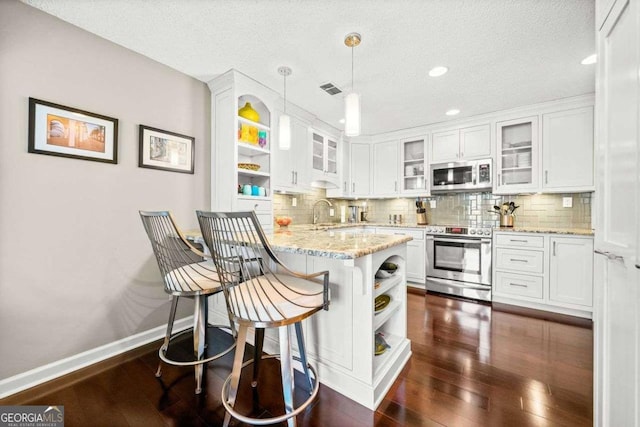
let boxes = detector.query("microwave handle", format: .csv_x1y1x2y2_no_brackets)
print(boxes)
472,164,477,185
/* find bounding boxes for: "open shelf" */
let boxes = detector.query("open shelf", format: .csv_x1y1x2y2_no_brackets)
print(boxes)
375,274,403,298
238,142,270,156
374,298,401,330
373,331,404,376
237,195,271,201
238,116,270,131
238,168,270,178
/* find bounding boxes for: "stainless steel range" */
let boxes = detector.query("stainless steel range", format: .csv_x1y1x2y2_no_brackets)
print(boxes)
425,225,492,302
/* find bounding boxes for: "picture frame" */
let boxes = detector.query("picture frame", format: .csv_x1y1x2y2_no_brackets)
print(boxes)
28,97,118,164
138,125,195,174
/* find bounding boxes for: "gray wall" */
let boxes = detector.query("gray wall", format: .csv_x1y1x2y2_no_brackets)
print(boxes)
0,1,211,379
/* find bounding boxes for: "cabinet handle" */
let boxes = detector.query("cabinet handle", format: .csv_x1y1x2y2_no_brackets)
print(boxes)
509,282,528,288
352,182,355,193
291,171,295,184
294,171,298,184
509,239,529,243
395,181,398,192
594,249,625,262
552,241,556,256
545,170,548,184
344,181,347,192
510,258,528,263
460,151,464,158
498,173,502,185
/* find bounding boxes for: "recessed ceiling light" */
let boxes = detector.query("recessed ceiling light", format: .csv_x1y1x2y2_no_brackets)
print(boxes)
339,118,345,124
581,54,597,65
446,109,460,116
428,66,449,77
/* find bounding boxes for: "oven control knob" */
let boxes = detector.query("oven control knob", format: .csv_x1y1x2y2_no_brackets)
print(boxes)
469,229,476,235
483,229,491,236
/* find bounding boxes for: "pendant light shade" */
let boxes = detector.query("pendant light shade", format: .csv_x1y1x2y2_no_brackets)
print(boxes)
344,92,361,136
279,114,291,150
278,66,292,150
344,32,362,137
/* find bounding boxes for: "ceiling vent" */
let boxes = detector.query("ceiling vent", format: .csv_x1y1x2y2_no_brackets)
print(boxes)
319,82,342,95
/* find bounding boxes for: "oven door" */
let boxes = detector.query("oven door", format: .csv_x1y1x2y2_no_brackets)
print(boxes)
426,235,491,285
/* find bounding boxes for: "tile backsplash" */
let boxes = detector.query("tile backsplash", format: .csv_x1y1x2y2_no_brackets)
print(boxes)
274,190,592,229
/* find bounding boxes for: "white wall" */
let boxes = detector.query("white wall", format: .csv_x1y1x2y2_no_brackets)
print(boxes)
0,1,211,379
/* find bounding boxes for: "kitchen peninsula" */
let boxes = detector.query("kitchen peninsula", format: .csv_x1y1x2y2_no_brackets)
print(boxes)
188,226,413,410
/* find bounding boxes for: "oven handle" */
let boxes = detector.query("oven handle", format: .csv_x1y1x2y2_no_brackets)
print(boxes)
427,236,492,245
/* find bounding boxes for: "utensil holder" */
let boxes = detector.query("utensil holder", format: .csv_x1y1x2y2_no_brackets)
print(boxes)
500,214,514,227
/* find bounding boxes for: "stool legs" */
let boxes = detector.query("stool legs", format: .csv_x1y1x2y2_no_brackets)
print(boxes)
279,324,296,427
224,324,248,427
252,328,265,388
156,296,179,378
294,322,314,394
193,295,207,394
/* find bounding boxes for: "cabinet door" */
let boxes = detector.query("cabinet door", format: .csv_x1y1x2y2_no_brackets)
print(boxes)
460,124,491,159
291,118,310,189
350,143,371,196
431,130,460,162
373,141,399,195
495,116,539,194
542,107,594,191
311,132,325,173
549,237,593,307
401,138,427,194
406,240,426,283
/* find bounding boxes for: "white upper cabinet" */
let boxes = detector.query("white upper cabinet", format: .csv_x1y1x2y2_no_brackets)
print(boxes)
431,124,491,163
311,131,340,187
350,142,371,196
401,137,428,195
542,106,594,191
495,116,540,194
273,115,310,193
373,141,400,196
326,137,350,198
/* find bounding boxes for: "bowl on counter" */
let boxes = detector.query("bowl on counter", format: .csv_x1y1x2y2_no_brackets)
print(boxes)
275,216,292,227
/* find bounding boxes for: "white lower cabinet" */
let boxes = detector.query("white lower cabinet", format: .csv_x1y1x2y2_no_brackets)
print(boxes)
492,231,594,318
375,227,425,286
549,236,593,308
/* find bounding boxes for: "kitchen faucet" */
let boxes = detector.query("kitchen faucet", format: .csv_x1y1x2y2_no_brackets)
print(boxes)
312,199,333,224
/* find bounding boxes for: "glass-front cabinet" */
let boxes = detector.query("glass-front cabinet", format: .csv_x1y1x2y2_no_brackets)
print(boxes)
401,138,427,194
311,131,339,187
495,116,539,194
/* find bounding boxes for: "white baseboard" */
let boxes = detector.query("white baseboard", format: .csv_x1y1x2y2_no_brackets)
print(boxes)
0,316,193,399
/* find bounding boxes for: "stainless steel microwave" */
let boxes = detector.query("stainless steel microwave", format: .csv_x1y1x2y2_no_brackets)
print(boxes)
430,159,492,193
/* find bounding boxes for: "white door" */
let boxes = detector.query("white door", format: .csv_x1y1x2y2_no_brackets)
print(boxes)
373,141,399,196
549,236,593,308
594,0,640,425
460,124,491,159
542,107,594,190
431,130,460,162
350,143,371,196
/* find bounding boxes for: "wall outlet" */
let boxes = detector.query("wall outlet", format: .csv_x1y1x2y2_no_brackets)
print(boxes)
562,197,573,208
329,208,335,217
292,197,297,207
430,200,437,209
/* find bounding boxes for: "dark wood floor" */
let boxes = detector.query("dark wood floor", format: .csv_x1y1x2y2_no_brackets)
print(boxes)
1,292,593,426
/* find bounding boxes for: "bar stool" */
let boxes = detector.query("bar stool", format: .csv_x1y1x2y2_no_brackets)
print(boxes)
139,211,236,394
196,211,330,427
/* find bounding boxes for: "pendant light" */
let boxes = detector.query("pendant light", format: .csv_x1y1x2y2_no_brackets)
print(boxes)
278,66,292,150
344,32,361,137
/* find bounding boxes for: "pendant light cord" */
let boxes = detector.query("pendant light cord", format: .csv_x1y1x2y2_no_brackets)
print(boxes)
351,44,354,91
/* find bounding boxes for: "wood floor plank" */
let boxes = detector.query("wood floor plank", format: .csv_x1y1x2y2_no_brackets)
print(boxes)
0,292,593,426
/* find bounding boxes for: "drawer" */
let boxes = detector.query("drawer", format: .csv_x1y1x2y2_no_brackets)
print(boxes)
237,198,271,212
496,271,543,299
496,248,544,274
495,233,544,248
376,227,424,240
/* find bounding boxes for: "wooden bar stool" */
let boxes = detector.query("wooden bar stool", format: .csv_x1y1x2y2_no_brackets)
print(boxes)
197,210,330,427
139,211,236,394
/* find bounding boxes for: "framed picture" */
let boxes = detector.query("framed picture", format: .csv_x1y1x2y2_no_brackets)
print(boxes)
138,125,195,174
28,97,118,164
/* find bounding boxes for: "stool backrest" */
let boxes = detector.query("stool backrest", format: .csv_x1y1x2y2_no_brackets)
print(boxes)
197,211,324,325
139,210,214,294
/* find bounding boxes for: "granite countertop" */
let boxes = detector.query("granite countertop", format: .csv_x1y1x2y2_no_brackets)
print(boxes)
494,226,594,236
184,227,412,260
287,222,428,231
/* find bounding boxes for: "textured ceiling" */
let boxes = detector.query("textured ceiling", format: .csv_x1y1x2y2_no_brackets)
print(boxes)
21,0,596,136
